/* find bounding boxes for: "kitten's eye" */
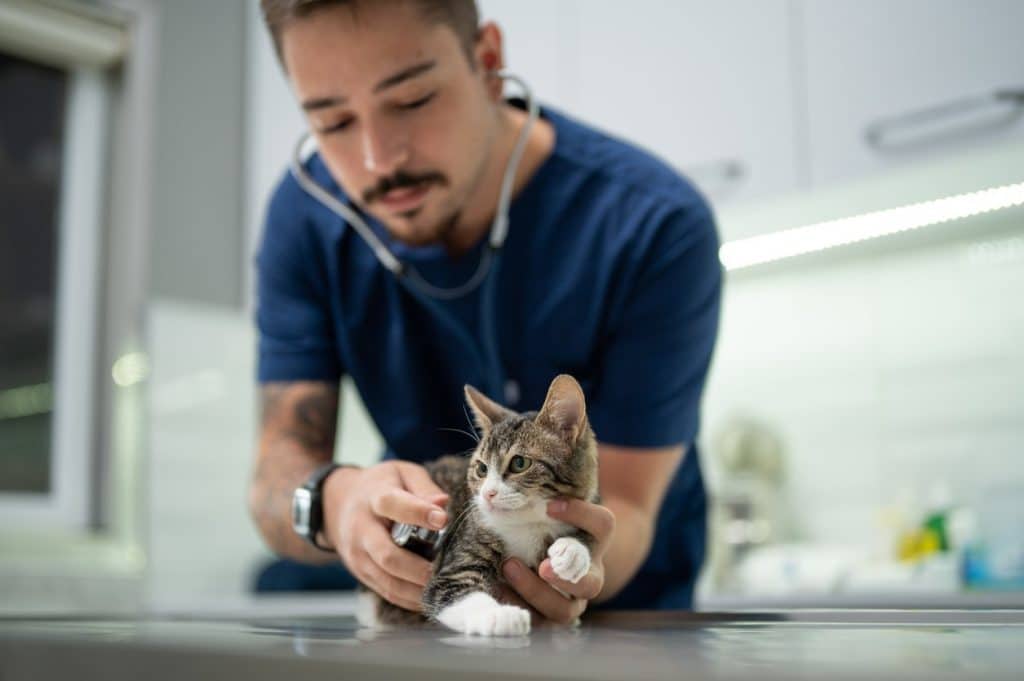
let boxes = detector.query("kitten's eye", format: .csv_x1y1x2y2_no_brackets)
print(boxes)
508,455,532,474
475,461,488,477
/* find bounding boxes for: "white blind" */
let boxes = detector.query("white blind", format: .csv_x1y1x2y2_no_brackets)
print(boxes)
0,0,128,69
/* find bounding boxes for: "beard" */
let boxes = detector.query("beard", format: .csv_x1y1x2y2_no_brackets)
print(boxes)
387,205,462,248
360,169,461,246
361,143,492,251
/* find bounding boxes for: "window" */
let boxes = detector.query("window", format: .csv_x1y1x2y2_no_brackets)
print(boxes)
0,0,126,530
0,53,66,495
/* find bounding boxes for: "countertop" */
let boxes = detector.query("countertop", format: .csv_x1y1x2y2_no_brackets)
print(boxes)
2,599,1023,681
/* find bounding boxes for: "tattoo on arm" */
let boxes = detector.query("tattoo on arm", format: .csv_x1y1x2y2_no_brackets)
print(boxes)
251,381,341,561
261,382,339,455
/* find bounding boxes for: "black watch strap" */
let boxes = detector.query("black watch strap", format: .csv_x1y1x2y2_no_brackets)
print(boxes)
293,462,345,552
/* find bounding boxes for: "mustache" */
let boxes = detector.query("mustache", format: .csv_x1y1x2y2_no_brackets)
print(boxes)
363,170,447,205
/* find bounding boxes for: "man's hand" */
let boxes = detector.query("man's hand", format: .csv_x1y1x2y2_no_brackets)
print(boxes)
499,498,615,624
322,461,449,612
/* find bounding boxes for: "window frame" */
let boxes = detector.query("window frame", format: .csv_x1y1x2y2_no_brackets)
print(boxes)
0,0,126,530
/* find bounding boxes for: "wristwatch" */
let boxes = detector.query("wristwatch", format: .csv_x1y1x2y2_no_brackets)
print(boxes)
292,462,345,551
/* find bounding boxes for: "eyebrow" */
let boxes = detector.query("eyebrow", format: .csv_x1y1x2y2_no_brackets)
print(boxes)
300,59,437,111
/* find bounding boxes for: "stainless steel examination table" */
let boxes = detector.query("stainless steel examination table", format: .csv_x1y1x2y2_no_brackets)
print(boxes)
2,605,1022,680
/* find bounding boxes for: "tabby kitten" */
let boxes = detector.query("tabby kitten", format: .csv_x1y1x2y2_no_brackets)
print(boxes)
369,374,600,636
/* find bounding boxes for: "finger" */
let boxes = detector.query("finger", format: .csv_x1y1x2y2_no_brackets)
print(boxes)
547,499,615,545
362,525,435,586
426,493,450,509
495,584,532,610
502,559,587,625
538,558,602,601
397,463,449,502
356,548,425,612
371,488,448,530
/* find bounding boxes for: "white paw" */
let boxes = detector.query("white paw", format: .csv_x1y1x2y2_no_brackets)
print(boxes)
436,592,531,636
463,603,531,636
548,537,591,584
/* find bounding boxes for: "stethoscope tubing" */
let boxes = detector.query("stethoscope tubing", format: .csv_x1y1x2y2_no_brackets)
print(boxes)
288,72,538,399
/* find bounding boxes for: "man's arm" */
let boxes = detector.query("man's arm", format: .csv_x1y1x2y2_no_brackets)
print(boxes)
592,441,684,602
248,380,452,609
248,380,353,564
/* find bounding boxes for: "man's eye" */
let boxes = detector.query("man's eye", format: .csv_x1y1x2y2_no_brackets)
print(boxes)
399,92,436,110
475,461,488,477
320,118,353,134
508,455,532,474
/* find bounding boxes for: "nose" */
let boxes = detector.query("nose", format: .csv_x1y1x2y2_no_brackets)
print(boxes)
485,489,498,500
361,121,409,175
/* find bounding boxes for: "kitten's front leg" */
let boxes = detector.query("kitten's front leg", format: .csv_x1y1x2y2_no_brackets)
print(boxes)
433,590,530,636
423,539,530,636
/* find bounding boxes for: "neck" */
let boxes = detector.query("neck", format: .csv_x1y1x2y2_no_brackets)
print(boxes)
442,103,554,256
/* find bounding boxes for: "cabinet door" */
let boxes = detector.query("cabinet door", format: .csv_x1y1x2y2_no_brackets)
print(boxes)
571,1,801,221
801,0,1024,188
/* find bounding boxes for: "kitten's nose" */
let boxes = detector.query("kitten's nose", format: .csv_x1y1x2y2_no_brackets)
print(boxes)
485,489,498,500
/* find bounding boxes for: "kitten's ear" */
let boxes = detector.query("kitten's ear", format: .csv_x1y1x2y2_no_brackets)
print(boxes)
537,374,587,445
464,384,513,435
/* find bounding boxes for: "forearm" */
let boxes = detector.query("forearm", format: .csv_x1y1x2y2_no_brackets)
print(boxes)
248,440,340,564
249,381,343,564
593,495,654,603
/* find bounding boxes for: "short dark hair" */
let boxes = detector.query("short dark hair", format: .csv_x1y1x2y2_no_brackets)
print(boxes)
260,0,481,67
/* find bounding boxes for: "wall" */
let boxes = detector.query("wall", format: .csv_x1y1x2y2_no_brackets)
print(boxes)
149,0,247,307
144,298,385,607
702,192,1024,548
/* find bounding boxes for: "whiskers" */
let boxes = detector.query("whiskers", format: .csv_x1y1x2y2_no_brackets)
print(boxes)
497,493,529,510
476,491,530,512
436,426,480,444
435,498,477,558
463,404,482,440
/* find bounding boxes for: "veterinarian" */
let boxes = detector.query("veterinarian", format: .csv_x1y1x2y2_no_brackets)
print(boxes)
249,0,722,619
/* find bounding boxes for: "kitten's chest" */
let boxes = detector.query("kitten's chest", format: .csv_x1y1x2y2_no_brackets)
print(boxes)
494,520,574,568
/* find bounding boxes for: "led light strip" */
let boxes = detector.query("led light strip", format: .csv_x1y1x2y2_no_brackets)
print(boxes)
719,181,1024,271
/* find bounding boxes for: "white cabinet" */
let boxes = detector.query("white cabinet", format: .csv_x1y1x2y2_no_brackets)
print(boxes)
570,1,801,217
481,1,802,231
800,0,1024,188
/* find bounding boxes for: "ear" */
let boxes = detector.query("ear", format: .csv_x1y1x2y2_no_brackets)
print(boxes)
464,384,513,435
474,21,505,99
536,374,587,445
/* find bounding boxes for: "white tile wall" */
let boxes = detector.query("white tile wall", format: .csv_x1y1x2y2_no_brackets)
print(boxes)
701,212,1024,547
146,300,267,608
146,300,382,607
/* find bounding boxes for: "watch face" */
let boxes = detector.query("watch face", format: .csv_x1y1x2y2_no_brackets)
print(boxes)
292,488,313,536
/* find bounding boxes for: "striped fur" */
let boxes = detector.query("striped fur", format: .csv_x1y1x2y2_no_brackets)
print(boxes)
371,374,600,631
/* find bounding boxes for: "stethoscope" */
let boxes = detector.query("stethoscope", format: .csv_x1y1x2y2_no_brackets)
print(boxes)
289,72,538,403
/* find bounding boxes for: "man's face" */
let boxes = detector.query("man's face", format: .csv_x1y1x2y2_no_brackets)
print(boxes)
281,2,499,246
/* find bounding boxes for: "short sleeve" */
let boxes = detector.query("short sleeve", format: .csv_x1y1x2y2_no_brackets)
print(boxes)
587,203,722,447
255,178,343,383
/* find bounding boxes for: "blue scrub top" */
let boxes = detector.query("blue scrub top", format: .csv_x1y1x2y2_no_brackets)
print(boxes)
255,101,722,610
